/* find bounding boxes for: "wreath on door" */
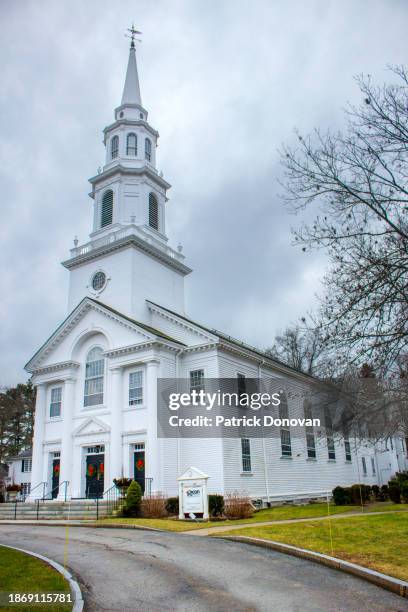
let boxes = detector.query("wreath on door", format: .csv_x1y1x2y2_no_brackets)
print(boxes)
97,463,104,478
87,464,96,478
136,459,144,471
53,464,60,476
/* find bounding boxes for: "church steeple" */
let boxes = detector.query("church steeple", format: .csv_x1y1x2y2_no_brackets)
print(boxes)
121,41,142,106
63,28,191,322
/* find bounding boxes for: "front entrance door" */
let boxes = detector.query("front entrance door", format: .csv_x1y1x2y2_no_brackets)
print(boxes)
134,450,145,494
52,459,60,499
85,454,104,498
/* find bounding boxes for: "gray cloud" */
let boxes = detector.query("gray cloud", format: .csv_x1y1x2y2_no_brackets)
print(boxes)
1,0,407,385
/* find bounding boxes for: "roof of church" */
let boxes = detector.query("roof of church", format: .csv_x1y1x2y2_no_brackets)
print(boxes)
88,298,185,345
147,301,317,381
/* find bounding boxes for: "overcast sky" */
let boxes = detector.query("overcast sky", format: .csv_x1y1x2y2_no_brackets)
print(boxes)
1,0,407,386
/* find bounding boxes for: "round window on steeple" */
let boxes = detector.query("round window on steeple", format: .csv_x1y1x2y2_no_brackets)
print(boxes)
91,271,107,292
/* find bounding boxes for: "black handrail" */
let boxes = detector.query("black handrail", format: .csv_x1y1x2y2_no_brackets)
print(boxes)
96,483,122,520
144,478,153,498
38,480,69,502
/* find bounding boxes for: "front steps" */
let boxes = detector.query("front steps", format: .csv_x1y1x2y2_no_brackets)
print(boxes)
0,499,117,521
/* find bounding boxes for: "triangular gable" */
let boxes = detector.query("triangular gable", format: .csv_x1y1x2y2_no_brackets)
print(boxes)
177,466,209,480
73,417,110,437
25,297,177,372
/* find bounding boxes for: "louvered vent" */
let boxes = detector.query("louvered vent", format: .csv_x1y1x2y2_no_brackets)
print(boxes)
149,192,159,230
101,190,113,227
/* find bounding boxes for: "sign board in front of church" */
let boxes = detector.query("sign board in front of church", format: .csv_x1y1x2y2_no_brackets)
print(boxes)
182,483,204,514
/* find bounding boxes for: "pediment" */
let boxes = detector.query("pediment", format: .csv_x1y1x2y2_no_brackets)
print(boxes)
177,466,209,481
73,417,110,437
25,297,159,372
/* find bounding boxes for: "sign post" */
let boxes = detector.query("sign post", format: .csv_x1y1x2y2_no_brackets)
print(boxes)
177,467,209,520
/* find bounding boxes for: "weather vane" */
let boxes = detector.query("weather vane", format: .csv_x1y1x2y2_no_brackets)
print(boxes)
125,23,142,48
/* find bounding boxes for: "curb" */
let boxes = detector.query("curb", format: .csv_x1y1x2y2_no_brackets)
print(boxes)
0,520,164,532
220,536,408,599
0,543,84,611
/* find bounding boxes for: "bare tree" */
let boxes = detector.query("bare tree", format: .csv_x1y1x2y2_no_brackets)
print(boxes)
266,325,334,376
280,65,408,373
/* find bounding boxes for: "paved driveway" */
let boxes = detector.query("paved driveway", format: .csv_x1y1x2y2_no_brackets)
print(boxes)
0,525,406,611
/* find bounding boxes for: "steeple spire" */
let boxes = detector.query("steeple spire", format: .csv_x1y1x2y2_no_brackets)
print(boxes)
121,25,142,106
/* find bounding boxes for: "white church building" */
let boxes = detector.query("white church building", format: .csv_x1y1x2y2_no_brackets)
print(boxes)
25,37,408,503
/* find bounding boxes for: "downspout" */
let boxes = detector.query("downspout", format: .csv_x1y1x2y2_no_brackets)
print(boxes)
259,359,270,503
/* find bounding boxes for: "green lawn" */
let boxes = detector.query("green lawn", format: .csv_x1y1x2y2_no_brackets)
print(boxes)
0,546,72,611
219,512,408,581
97,501,406,532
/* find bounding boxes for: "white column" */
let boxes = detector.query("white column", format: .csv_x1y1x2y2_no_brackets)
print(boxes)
146,359,160,492
28,383,47,501
109,367,123,487
58,377,76,500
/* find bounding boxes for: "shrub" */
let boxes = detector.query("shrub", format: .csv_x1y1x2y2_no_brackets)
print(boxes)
122,480,142,517
401,481,408,503
395,471,408,484
350,484,370,505
165,497,179,516
209,494,224,517
371,485,380,500
332,486,352,505
379,484,389,501
141,494,168,518
388,480,401,504
224,491,254,519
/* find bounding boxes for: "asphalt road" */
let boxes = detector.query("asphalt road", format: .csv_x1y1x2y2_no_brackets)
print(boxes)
0,526,406,612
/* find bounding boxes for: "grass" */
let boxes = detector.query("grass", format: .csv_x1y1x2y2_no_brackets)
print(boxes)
97,501,407,532
0,545,72,611
219,512,408,582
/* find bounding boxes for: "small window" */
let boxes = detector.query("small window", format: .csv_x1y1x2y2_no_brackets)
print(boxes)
279,394,292,457
50,387,62,418
92,271,106,291
241,438,252,472
344,440,352,462
87,445,104,454
190,369,204,393
111,135,119,159
237,373,246,398
84,347,104,407
148,193,159,230
101,190,113,227
129,371,143,406
145,137,152,161
21,483,31,497
371,456,376,475
21,459,32,473
362,456,367,476
304,400,316,459
127,133,137,156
